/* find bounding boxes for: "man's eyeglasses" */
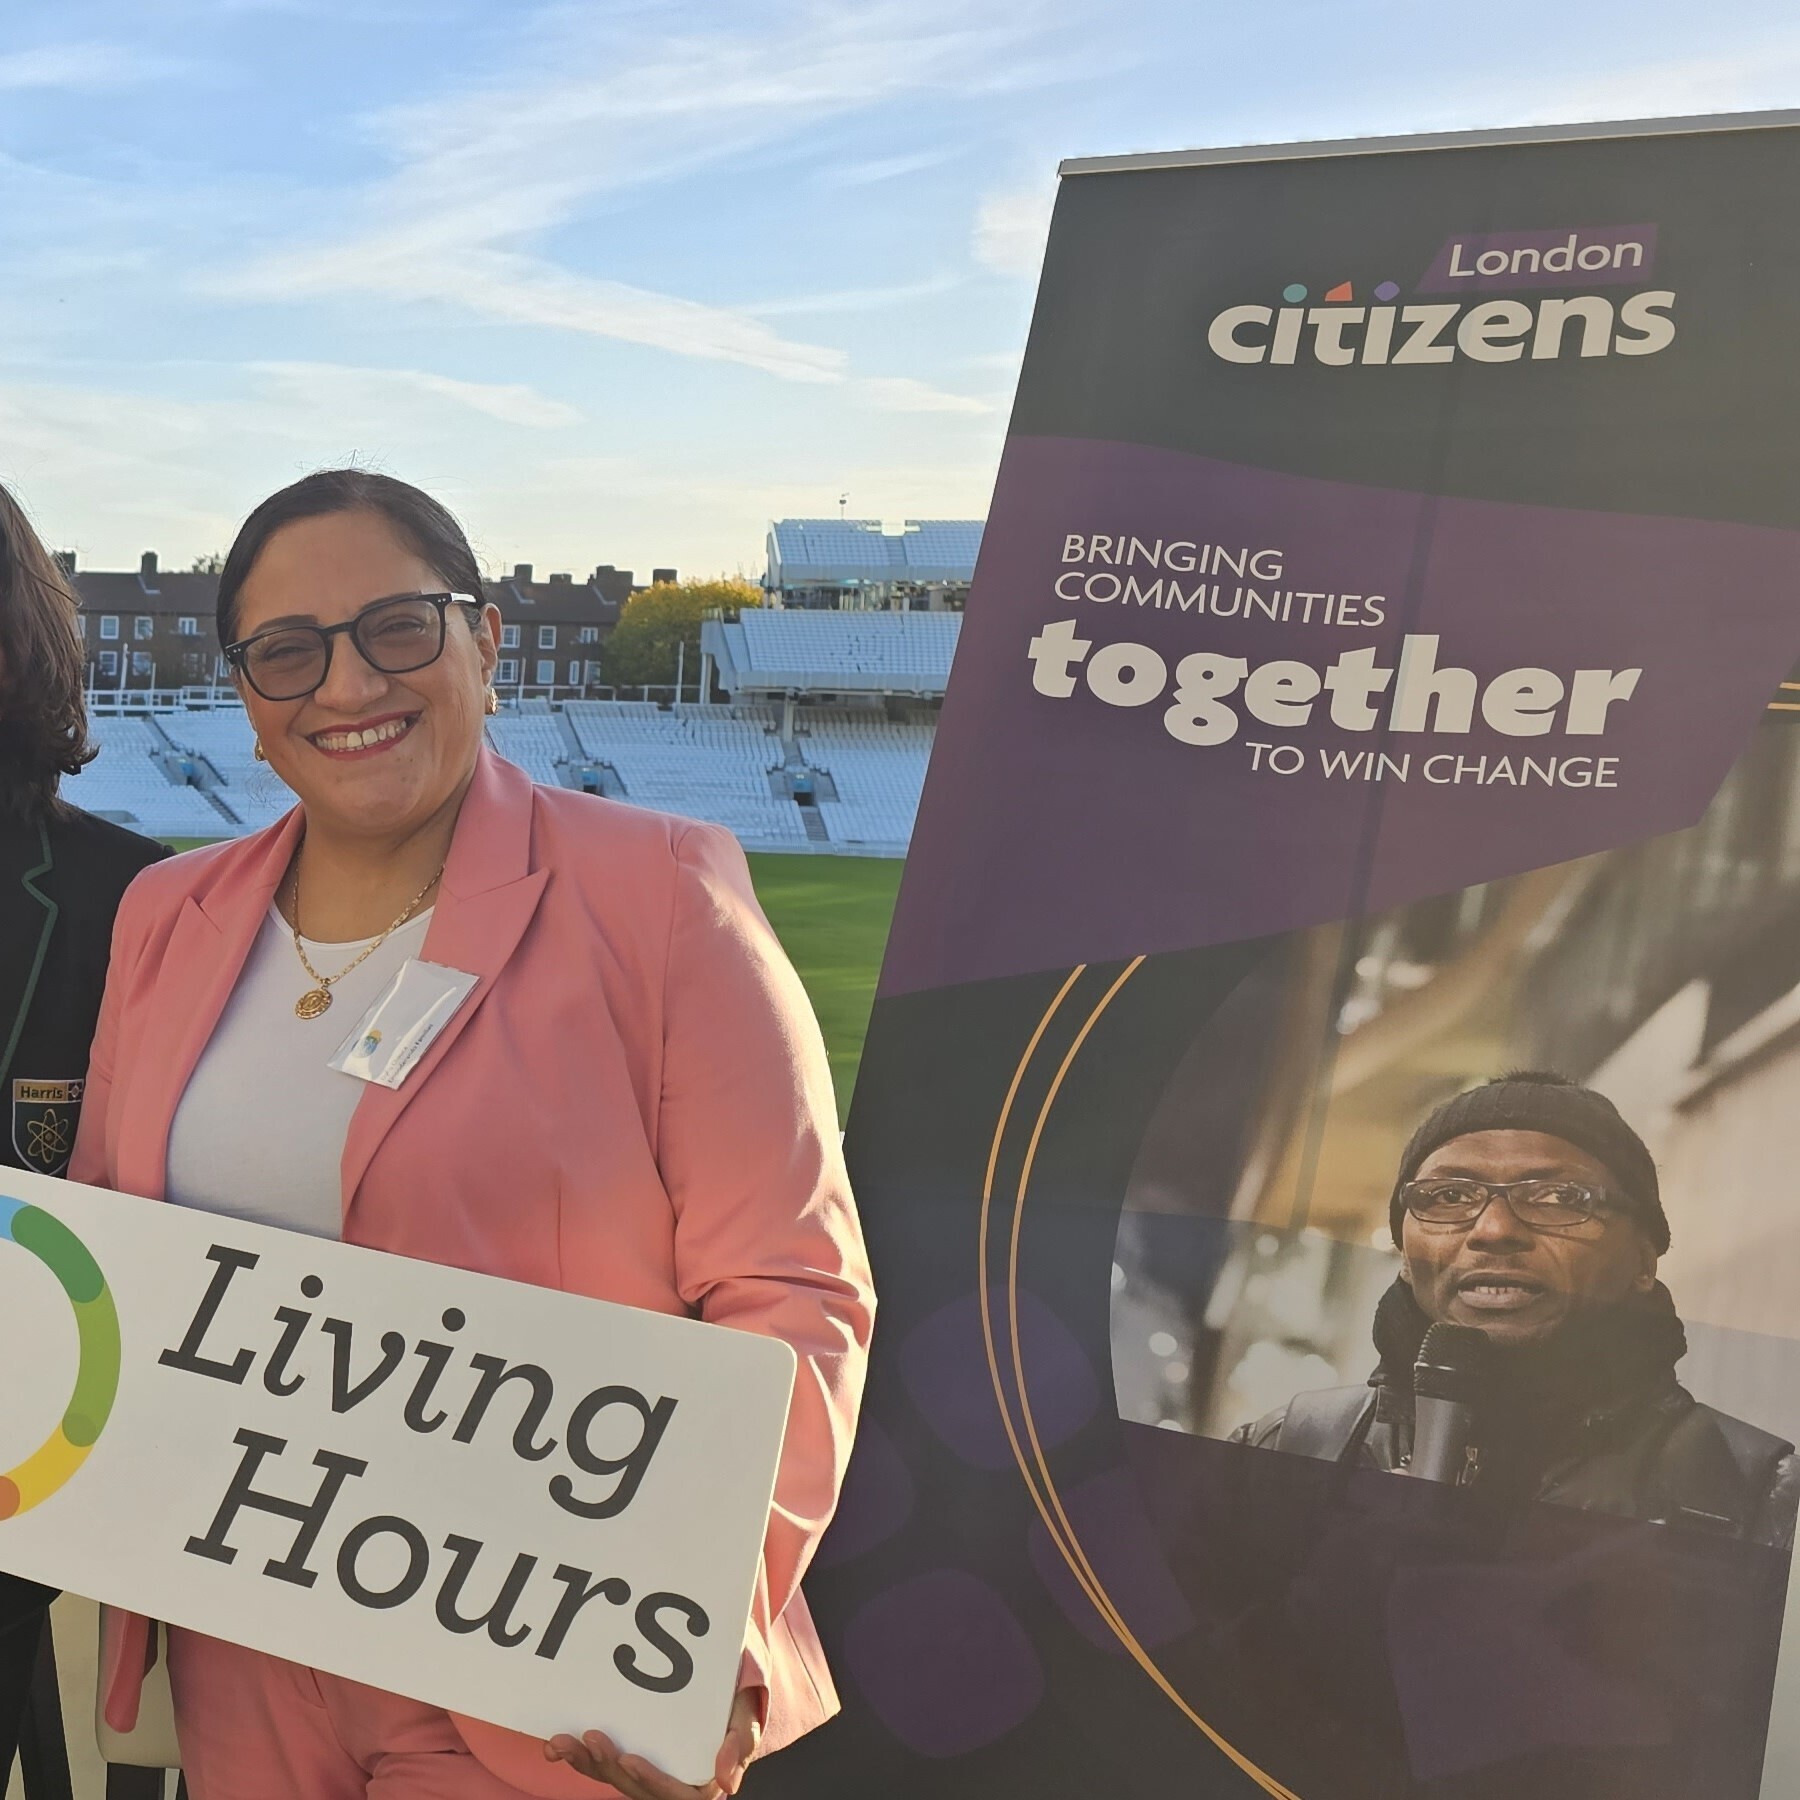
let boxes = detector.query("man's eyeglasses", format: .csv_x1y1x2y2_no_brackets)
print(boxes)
223,592,483,702
1398,1178,1622,1234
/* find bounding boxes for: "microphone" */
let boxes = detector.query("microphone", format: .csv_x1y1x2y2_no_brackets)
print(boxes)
1408,1322,1491,1486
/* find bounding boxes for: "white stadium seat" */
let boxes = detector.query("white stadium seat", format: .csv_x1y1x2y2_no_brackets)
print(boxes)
156,709,298,830
735,611,959,688
483,713,566,786
798,711,934,850
65,690,937,855
565,703,807,846
69,716,247,838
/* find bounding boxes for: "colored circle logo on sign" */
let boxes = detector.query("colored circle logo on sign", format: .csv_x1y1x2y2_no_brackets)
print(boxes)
0,1196,120,1519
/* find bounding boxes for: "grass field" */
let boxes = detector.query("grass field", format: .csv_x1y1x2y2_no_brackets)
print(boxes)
745,853,903,1120
163,840,902,1121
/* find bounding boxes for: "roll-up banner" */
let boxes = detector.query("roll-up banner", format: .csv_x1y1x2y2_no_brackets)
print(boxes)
775,112,1800,1800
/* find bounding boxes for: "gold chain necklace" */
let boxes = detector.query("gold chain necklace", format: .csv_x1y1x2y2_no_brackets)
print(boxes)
286,859,444,1020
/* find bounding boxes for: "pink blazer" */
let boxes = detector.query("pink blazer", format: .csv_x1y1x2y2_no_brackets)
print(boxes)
70,747,874,1796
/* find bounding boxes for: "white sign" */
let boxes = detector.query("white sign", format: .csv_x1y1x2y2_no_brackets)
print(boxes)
0,1166,795,1783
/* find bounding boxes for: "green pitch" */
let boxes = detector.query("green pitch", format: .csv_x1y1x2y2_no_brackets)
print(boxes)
746,854,903,1123
160,841,902,1122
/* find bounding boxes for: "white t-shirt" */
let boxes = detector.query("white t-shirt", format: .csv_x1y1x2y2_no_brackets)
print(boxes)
165,905,433,1240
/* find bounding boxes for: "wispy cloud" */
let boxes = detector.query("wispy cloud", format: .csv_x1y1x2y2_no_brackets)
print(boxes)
248,362,583,428
1498,35,1800,121
476,450,1005,578
855,375,992,416
963,42,1140,97
815,147,963,188
742,274,963,319
0,352,589,566
0,380,253,560
1376,26,1800,138
0,369,1002,580
972,181,1057,278
0,43,193,91
221,251,851,384
210,0,1033,402
356,2,1021,223
6,0,1793,586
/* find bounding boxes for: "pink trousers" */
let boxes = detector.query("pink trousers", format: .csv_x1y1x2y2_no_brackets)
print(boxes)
167,1628,544,1799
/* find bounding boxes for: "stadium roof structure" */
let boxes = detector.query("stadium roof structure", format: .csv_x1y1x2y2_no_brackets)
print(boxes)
702,608,962,697
765,518,983,591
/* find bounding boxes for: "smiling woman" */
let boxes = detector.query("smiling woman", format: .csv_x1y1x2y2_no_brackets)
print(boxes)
69,470,874,1800
213,475,498,941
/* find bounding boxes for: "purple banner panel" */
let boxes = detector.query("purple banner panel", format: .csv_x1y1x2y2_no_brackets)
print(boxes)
882,433,1800,997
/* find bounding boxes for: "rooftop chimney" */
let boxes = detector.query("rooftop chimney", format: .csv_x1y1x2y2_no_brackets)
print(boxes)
141,551,158,579
512,563,533,584
652,567,677,586
55,550,76,576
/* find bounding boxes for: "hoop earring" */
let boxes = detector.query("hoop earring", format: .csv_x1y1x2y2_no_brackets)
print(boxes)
253,738,267,762
484,688,499,716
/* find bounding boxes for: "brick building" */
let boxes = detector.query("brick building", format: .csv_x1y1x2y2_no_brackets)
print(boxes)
487,562,634,696
65,553,669,700
71,554,224,693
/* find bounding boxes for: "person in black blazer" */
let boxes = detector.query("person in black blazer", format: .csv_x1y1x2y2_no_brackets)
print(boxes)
0,482,167,1777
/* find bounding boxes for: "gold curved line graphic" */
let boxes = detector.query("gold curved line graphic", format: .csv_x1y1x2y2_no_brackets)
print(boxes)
980,966,1088,1215
977,967,1087,1531
1009,960,1144,1624
980,968,1127,1634
980,959,1304,1800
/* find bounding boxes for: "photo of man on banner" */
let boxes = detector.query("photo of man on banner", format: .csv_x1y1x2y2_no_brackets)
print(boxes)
1233,1071,1798,1543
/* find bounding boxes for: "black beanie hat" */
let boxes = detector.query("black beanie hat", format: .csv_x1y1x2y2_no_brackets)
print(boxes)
1389,1070,1668,1254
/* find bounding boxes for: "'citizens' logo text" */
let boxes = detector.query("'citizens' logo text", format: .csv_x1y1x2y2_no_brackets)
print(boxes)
1208,227,1675,367
1208,292,1675,366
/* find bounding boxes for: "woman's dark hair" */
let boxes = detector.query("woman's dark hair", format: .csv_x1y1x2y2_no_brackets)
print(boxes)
0,482,94,820
216,469,487,648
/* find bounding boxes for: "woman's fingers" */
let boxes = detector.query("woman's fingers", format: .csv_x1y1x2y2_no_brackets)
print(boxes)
543,1730,716,1800
714,1697,762,1796
715,1691,761,1785
543,1734,604,1781
544,1731,661,1798
614,1745,719,1800
546,1690,762,1800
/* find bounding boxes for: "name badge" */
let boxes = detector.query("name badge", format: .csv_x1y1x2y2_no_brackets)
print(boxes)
329,959,480,1089
11,1077,84,1176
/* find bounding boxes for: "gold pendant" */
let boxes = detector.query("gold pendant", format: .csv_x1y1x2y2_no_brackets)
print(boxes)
295,987,334,1020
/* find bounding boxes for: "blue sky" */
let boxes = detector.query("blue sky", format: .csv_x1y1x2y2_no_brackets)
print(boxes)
1,0,1796,582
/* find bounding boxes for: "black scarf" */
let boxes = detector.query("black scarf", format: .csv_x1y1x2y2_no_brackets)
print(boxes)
1370,1277,1689,1489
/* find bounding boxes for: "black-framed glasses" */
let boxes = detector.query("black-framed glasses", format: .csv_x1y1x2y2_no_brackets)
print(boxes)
223,591,483,702
1398,1178,1621,1234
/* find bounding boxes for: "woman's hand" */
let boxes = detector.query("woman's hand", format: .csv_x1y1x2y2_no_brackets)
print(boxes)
545,1688,763,1798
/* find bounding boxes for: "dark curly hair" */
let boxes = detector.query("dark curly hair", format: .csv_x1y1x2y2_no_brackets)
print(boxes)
0,483,94,820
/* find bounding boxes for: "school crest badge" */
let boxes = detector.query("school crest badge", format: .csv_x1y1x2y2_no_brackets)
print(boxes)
11,1078,83,1177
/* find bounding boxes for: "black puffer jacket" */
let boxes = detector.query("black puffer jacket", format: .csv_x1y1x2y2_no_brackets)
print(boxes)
1234,1280,1800,1549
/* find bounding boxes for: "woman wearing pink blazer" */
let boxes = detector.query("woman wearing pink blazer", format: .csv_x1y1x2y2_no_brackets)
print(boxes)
70,470,874,1800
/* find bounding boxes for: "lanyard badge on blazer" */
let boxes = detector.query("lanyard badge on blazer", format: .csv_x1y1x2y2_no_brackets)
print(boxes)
328,959,480,1090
